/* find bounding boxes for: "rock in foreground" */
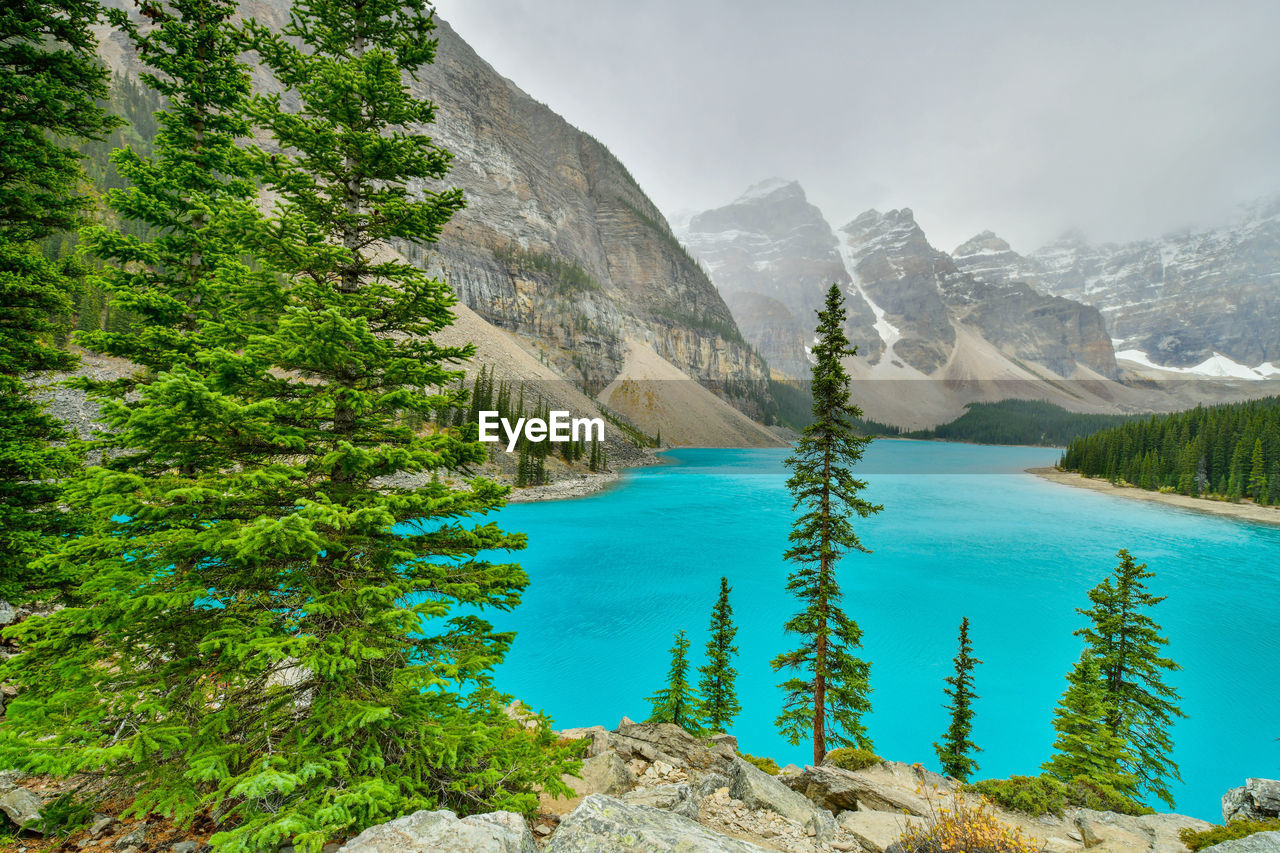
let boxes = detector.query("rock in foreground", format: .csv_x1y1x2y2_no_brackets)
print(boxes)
545,794,773,852
1223,779,1280,824
1201,832,1280,853
337,809,535,853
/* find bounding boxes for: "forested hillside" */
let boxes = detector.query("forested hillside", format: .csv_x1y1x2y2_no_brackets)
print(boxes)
907,400,1140,446
1060,397,1280,503
850,400,1143,447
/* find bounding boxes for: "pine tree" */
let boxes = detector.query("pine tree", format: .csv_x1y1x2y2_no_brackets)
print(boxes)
76,0,259,376
697,577,741,733
0,0,118,603
0,2,576,848
772,283,882,764
1041,652,1139,798
1248,438,1266,501
1075,549,1184,807
647,630,702,733
933,617,982,781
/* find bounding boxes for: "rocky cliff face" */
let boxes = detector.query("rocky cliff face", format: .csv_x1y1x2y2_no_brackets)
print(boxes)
837,208,957,373
679,180,881,376
949,232,1118,378
835,207,1117,378
683,183,1117,385
93,9,769,413
1025,198,1280,369
414,20,767,399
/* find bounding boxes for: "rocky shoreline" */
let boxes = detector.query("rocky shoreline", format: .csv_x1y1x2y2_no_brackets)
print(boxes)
1028,467,1280,527
6,713,1272,853
506,449,667,502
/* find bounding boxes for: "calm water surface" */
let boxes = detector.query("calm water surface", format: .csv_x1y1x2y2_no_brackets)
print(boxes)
468,441,1280,820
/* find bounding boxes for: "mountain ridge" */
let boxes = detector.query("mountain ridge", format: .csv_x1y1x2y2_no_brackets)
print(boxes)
87,8,786,446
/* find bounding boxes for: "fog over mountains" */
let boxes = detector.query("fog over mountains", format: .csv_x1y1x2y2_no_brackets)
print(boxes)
433,0,1280,254
680,180,1280,424
90,5,1280,434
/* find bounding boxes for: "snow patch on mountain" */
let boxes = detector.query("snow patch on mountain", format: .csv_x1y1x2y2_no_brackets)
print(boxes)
1116,349,1278,380
734,177,796,204
832,228,901,355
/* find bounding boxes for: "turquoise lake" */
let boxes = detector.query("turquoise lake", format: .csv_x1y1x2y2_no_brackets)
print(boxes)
472,440,1280,821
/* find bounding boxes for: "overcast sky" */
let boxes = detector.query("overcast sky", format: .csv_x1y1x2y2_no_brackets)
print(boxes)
431,0,1280,253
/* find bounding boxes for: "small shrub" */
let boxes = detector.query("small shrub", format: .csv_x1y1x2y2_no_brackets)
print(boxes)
967,775,1151,819
965,776,1068,817
900,791,1045,853
1180,819,1280,852
825,747,883,772
741,753,780,775
1066,776,1152,816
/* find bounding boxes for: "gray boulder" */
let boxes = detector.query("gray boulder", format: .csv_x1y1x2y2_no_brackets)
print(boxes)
539,751,635,816
337,809,535,853
570,752,635,797
838,810,927,853
0,786,42,831
558,726,611,757
620,783,700,821
1088,809,1214,853
1201,831,1280,852
546,794,773,852
0,600,14,627
609,722,734,774
786,764,929,817
694,772,731,799
708,733,738,753
729,756,836,840
786,761,953,817
1224,779,1280,823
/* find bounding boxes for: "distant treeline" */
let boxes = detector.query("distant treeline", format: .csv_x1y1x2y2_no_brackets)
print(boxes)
852,399,1142,447
1060,396,1280,504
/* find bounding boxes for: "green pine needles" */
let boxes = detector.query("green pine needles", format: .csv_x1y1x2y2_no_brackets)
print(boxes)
76,0,259,376
1042,652,1140,798
644,578,740,735
647,630,701,732
698,576,741,733
772,283,882,764
934,617,982,781
1077,549,1183,806
0,0,118,603
1044,549,1183,808
0,1,576,850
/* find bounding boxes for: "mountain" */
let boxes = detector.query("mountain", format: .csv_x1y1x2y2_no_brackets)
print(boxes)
88,10,783,446
418,20,768,399
679,179,881,377
954,198,1280,374
681,183,1120,429
838,207,1118,380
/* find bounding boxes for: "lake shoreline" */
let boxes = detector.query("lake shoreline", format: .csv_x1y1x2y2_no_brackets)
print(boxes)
1028,466,1280,527
506,448,668,502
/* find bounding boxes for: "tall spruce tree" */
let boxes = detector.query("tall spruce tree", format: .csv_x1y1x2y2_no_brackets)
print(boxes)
1075,549,1184,807
0,2,576,849
933,617,982,781
1042,652,1139,799
76,0,261,375
697,576,741,733
772,283,882,764
647,630,702,732
0,0,118,603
